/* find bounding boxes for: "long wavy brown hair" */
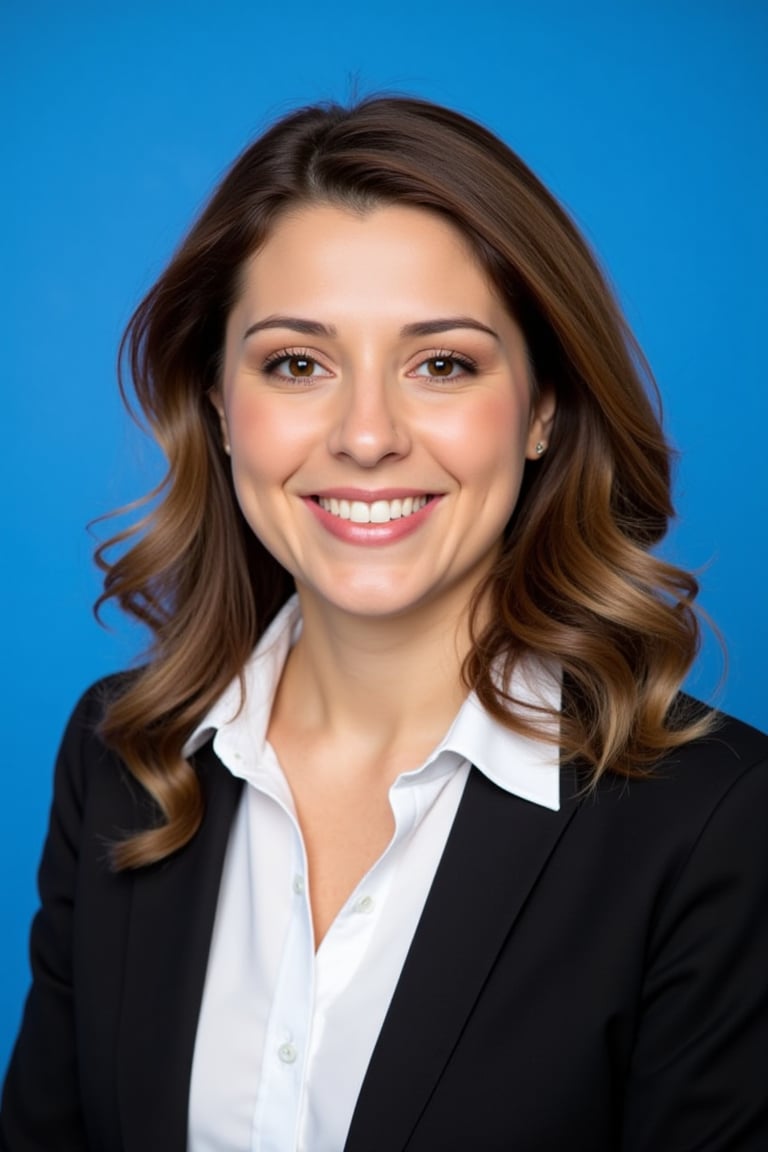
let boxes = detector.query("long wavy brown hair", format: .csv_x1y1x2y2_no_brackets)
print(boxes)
97,96,712,869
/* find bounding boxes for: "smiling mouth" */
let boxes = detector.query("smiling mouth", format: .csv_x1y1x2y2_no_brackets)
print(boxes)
315,495,433,524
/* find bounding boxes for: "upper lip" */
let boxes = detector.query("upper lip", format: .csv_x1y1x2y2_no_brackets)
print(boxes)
308,488,439,501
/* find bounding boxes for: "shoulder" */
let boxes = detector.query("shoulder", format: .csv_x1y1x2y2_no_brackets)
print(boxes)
648,703,766,809
651,703,766,807
589,700,767,809
54,673,230,836
573,702,768,886
665,701,767,775
661,704,768,856
51,672,146,820
67,669,138,720
56,672,133,762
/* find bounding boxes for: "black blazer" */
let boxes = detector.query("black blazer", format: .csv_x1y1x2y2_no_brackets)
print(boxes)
2,682,767,1151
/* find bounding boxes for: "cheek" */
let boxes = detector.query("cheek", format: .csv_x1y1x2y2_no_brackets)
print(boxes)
224,396,299,558
226,392,313,478
428,391,530,483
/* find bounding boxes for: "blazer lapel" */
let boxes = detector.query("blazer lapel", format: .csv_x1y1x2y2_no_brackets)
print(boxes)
117,743,242,1152
345,763,582,1152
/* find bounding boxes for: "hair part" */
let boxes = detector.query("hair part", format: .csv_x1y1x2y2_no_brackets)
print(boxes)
94,96,713,870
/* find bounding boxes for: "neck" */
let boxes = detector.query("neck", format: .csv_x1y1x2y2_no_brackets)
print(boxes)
272,591,480,763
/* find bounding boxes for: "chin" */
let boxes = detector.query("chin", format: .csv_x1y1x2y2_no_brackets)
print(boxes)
301,575,437,622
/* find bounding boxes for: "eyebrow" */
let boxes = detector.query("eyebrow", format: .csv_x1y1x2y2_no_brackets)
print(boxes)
243,315,499,341
244,317,334,339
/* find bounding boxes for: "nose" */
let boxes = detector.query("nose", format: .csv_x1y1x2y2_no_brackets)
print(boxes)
327,372,411,467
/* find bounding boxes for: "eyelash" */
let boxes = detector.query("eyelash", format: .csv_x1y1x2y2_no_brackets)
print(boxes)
259,347,479,380
261,347,328,376
409,349,478,379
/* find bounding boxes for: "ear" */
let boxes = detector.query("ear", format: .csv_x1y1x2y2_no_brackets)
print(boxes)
525,384,556,461
208,388,231,455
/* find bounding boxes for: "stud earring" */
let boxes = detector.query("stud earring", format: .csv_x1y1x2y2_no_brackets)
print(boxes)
535,442,545,455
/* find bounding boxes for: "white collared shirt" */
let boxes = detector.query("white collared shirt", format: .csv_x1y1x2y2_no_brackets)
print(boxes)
186,597,560,1152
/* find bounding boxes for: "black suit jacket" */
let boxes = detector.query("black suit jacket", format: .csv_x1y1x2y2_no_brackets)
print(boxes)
2,682,767,1151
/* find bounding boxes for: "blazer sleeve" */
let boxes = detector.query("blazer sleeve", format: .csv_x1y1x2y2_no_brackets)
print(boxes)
621,752,768,1151
0,688,100,1152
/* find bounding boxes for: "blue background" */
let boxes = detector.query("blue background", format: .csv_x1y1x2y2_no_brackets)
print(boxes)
2,0,766,1077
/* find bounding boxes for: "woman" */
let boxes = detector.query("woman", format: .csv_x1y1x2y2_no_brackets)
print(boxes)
2,97,766,1152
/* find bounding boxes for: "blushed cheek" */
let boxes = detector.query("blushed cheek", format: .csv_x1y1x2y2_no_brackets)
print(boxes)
436,393,529,473
226,392,321,498
227,395,291,465
226,391,267,449
485,391,528,441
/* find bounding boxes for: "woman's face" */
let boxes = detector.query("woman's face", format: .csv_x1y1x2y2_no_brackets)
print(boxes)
214,203,554,624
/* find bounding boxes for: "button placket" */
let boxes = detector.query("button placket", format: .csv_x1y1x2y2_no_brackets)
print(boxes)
253,819,315,1151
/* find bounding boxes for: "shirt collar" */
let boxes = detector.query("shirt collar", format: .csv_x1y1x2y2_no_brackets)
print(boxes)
183,595,561,812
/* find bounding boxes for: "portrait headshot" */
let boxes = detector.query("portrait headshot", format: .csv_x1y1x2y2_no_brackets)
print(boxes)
2,2,767,1150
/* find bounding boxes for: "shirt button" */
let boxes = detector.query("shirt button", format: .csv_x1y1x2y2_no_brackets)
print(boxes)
292,875,306,895
278,1042,298,1064
354,895,375,914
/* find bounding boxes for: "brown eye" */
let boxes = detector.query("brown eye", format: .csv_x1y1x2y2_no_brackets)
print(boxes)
408,353,475,382
262,350,334,382
427,357,456,377
288,356,315,377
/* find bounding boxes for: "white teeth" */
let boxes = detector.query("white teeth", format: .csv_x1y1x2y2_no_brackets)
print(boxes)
318,495,429,523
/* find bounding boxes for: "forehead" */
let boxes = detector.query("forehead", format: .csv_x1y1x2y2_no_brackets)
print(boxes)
233,202,504,324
